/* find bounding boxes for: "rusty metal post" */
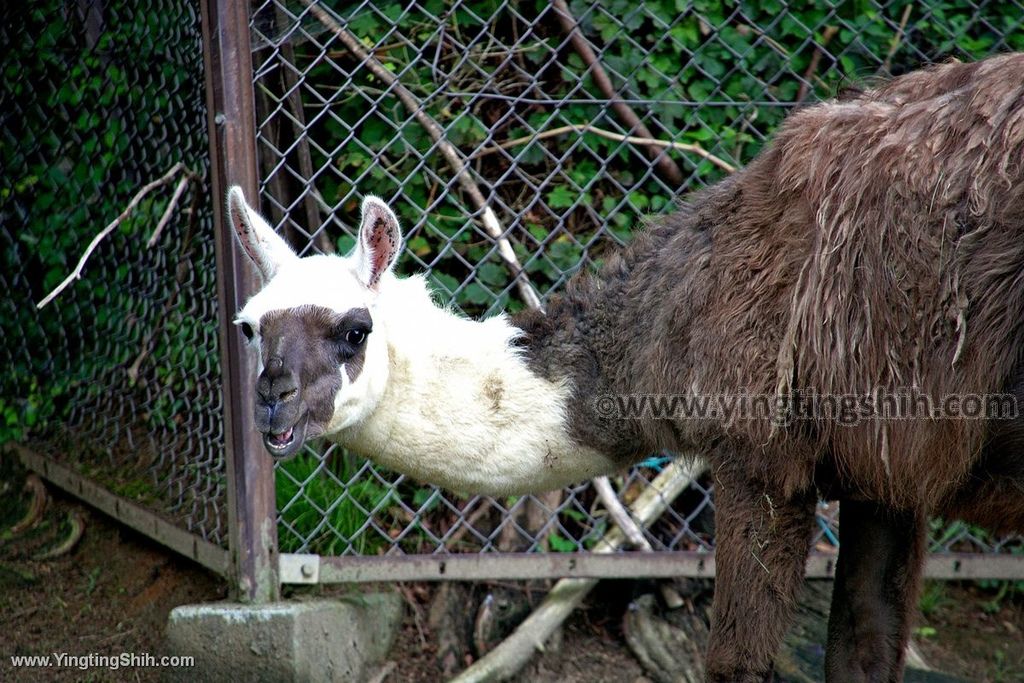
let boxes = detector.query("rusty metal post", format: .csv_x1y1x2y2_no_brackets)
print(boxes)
200,0,280,602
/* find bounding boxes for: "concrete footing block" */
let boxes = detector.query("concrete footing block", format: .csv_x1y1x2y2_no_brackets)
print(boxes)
163,594,403,682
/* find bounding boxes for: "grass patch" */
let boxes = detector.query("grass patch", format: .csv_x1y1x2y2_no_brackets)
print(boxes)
919,580,951,617
276,454,394,556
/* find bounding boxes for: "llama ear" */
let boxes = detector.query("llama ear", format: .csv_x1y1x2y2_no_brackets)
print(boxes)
226,185,299,281
353,196,402,290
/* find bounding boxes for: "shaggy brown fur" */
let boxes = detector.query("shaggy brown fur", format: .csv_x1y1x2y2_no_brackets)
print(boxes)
518,53,1024,682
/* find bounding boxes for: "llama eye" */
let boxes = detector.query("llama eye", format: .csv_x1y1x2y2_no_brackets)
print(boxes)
240,322,254,341
345,329,366,346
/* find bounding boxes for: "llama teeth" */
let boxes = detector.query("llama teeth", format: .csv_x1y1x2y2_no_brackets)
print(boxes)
269,427,294,447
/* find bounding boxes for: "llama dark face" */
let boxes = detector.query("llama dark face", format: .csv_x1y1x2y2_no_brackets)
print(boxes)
246,304,372,458
227,187,402,459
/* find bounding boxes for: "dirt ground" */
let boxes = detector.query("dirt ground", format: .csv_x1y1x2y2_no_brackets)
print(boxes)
0,475,226,682
2,456,1023,682
915,583,1024,683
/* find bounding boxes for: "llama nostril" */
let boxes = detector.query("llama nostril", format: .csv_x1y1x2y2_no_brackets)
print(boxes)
279,388,298,402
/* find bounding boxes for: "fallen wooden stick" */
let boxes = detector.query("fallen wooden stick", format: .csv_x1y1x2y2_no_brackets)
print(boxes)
593,475,651,550
450,459,704,683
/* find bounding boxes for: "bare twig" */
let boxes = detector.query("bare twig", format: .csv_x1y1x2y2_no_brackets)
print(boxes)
593,475,651,550
276,3,332,255
476,123,736,174
450,460,704,683
36,162,188,309
740,22,833,99
146,174,192,248
256,7,334,255
300,0,542,310
128,181,202,384
551,0,684,187
883,5,913,73
733,108,758,165
737,24,793,64
796,26,839,104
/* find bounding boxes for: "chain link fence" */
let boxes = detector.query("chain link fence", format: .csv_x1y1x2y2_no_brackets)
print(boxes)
250,0,1024,567
4,0,1024,587
1,1,227,552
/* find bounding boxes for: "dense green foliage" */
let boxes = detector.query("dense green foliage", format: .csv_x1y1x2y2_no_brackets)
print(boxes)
1,1,213,447
268,0,1024,326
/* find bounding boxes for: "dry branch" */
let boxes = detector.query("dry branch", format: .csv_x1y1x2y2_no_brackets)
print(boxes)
301,0,542,310
450,460,704,683
36,163,194,309
128,181,202,384
883,5,914,73
146,174,192,248
477,123,736,174
551,0,685,187
275,0,332,255
593,475,651,550
796,26,839,104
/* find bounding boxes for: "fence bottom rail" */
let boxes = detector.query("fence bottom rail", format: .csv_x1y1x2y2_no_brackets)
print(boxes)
284,550,1024,584
8,443,231,577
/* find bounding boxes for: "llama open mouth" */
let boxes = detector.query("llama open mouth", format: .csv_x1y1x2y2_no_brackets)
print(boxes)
262,414,308,459
268,427,293,447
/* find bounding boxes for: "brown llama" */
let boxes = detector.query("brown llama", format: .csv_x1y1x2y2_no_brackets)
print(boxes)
227,53,1024,682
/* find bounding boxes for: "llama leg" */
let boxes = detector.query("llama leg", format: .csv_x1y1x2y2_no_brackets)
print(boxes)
706,469,816,683
825,500,926,683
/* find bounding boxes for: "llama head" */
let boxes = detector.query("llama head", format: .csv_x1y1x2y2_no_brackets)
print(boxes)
227,186,402,459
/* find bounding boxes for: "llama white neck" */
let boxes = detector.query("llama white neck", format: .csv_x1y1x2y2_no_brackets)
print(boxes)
331,276,618,495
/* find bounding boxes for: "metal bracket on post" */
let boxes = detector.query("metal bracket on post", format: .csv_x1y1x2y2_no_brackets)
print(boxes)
200,0,281,603
279,553,321,584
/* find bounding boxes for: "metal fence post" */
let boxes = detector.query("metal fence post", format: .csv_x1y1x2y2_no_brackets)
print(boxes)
200,0,280,603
